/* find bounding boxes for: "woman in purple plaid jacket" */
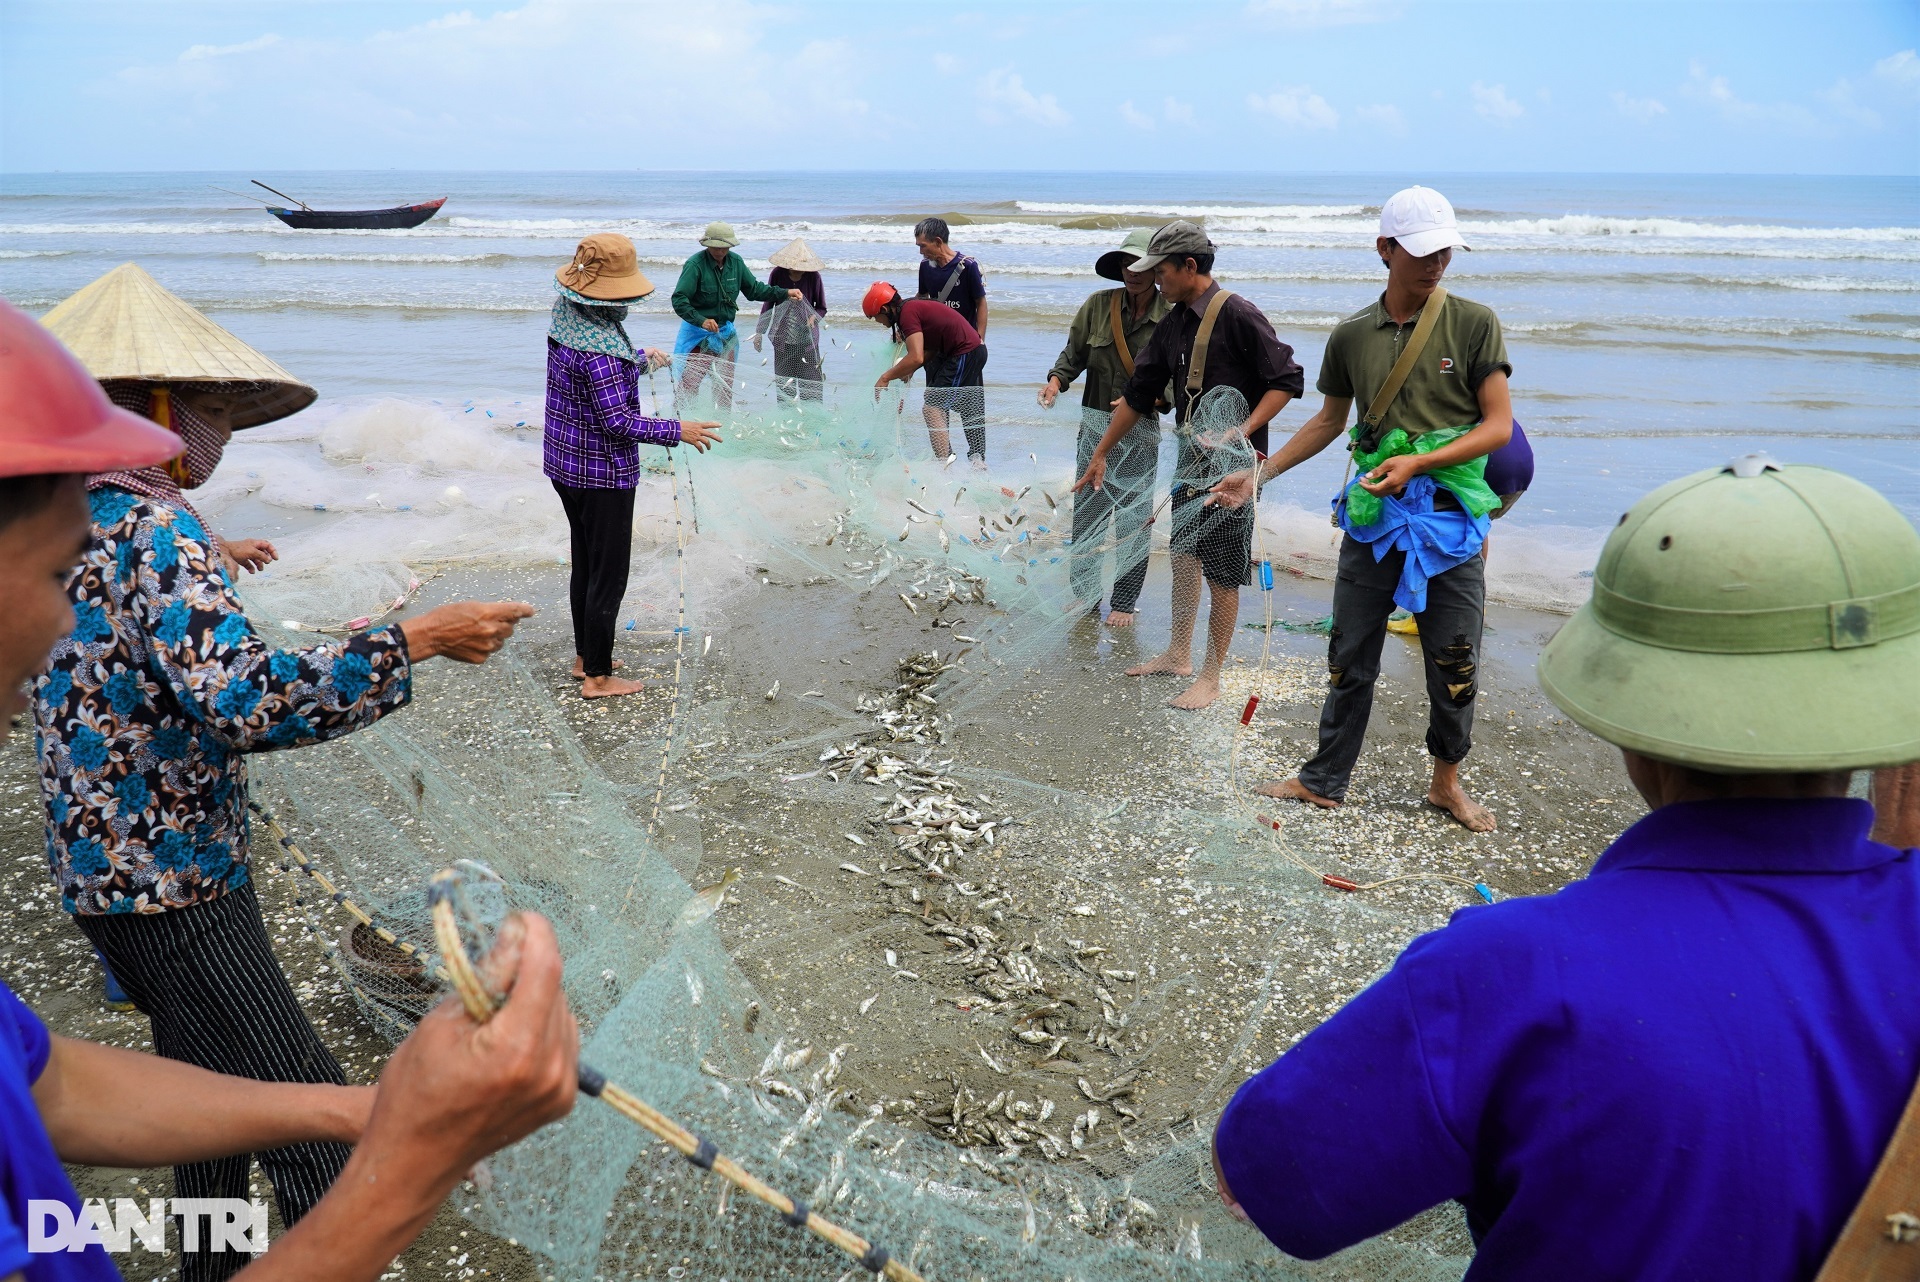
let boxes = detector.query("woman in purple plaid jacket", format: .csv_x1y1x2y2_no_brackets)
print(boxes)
545,235,720,699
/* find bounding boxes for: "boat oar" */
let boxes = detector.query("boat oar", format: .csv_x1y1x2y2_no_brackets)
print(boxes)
252,179,311,211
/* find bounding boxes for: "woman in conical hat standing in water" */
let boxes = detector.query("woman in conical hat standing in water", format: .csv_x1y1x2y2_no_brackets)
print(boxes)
752,237,828,404
33,263,536,1281
546,234,721,698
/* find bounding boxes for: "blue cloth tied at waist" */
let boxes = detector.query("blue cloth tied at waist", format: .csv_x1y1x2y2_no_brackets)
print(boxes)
672,320,737,381
1334,473,1488,614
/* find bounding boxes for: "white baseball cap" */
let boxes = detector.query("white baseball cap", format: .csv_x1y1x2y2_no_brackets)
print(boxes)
1379,186,1469,258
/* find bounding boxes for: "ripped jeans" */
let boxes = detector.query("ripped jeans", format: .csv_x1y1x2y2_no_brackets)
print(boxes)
1297,534,1485,802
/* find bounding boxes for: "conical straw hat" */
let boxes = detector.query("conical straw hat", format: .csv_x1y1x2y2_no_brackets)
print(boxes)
39,262,317,429
768,238,825,274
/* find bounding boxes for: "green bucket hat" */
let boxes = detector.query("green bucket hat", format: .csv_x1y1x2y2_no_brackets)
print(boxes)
699,221,740,249
1095,228,1157,281
1539,455,1920,772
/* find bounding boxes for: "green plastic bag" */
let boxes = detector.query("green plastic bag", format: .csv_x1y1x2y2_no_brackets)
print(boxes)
1343,424,1500,528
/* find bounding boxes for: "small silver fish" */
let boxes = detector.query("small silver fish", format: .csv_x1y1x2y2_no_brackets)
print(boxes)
765,681,780,701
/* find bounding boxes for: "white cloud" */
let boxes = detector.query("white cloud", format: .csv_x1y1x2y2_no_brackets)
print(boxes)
1354,103,1404,133
1873,49,1919,94
1163,96,1197,127
1683,60,1816,129
1611,91,1667,124
1120,100,1156,131
1245,0,1397,28
180,34,280,61
979,69,1070,128
1247,86,1339,130
933,53,963,76
1470,82,1524,123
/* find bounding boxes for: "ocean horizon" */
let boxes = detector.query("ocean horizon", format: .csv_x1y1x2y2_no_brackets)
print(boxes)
4,168,1915,610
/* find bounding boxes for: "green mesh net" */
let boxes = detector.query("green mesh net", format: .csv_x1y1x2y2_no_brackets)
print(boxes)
225,299,1486,1280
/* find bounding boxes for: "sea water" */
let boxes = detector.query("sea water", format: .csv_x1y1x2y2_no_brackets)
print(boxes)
2,169,1915,599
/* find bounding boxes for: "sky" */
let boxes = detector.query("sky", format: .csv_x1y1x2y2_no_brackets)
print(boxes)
0,0,1915,174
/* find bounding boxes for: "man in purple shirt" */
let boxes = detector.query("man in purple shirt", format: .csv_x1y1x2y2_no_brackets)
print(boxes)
1215,456,1920,1280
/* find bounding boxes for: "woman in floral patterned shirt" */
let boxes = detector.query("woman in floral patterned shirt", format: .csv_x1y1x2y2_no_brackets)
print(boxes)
32,266,535,1282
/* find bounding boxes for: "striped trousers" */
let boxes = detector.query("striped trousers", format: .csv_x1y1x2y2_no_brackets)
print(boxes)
76,882,350,1282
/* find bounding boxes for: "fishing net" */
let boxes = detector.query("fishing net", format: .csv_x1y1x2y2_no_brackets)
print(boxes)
221,296,1486,1280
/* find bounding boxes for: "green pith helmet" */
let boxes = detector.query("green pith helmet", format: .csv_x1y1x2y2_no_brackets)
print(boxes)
699,221,740,249
1095,227,1158,281
1539,455,1920,772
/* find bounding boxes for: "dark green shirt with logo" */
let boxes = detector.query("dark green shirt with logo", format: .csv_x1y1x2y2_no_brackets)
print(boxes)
1317,291,1511,440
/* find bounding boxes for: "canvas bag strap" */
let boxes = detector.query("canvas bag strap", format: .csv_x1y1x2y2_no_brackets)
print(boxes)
1183,288,1234,419
1356,285,1448,451
1813,1065,1920,1282
935,256,974,304
1108,290,1135,376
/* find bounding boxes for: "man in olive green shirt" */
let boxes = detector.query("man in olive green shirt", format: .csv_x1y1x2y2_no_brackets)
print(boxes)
1040,228,1173,626
672,221,800,410
1211,186,1513,831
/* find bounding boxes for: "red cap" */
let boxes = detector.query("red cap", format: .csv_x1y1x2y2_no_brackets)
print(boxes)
0,300,182,479
861,281,899,320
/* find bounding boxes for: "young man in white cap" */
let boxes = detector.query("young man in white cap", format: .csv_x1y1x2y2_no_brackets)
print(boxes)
1213,456,1920,1281
1211,186,1511,829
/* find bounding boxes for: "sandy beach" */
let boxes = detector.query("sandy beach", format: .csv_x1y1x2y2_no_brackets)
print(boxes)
3,541,1638,1278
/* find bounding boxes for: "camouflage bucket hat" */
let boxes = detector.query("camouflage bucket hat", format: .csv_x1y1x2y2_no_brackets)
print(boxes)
1539,455,1920,772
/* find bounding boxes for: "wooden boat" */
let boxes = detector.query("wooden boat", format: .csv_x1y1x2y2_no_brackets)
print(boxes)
265,197,446,230
249,180,445,230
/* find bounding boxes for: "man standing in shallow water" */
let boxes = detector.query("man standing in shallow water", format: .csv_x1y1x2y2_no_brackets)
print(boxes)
1212,187,1511,829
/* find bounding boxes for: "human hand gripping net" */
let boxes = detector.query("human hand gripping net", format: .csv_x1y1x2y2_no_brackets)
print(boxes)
427,861,924,1282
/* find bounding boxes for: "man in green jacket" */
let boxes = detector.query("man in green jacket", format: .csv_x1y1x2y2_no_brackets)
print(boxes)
1040,228,1172,627
672,221,800,410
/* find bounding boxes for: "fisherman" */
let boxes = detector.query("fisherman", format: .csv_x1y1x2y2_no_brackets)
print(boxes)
863,281,989,468
546,234,721,699
671,221,802,410
913,217,991,468
751,237,828,403
1040,228,1172,627
31,269,538,1282
1073,220,1303,709
1209,187,1510,828
0,301,578,1282
1213,456,1920,1281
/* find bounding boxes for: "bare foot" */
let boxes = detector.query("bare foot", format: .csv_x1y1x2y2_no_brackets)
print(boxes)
580,674,646,699
1126,650,1192,678
1105,609,1136,628
1427,783,1497,832
1167,674,1221,710
1254,777,1341,809
571,657,625,679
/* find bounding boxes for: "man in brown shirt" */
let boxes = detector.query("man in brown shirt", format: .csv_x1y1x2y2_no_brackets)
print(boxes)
1074,221,1303,709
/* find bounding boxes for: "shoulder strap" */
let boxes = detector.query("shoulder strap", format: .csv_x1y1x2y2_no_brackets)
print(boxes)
935,256,973,303
1184,288,1235,412
1357,286,1447,449
1814,1065,1920,1282
1108,290,1135,376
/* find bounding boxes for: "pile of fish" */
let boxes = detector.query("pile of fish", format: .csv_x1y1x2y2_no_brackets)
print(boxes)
882,1065,1146,1162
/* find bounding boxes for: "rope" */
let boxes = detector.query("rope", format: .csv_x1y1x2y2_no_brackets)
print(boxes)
639,448,693,842
427,868,926,1282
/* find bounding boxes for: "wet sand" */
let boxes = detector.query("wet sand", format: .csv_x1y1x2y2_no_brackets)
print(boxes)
0,546,1638,1279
